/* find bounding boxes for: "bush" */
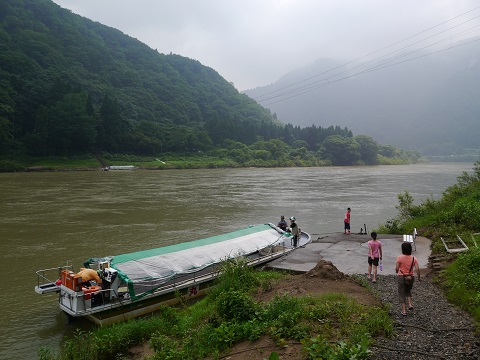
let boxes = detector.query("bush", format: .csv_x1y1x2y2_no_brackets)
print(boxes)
215,289,258,322
211,258,259,295
0,159,25,172
302,335,372,360
444,247,480,321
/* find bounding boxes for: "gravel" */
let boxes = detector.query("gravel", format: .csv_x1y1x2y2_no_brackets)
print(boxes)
368,274,480,360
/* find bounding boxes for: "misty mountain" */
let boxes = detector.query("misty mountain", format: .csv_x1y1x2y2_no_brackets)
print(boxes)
244,44,480,155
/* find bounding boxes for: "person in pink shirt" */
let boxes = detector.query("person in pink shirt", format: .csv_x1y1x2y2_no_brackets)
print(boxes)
367,231,382,283
344,207,351,234
396,242,421,316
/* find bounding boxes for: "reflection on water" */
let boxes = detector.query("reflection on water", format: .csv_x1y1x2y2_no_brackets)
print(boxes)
0,163,473,359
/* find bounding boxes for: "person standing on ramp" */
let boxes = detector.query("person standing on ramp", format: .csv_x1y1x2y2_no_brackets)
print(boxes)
344,207,351,235
289,216,300,247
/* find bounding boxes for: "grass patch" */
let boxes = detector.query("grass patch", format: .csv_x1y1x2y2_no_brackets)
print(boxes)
28,157,101,169
38,260,392,360
19,153,243,170
442,247,480,322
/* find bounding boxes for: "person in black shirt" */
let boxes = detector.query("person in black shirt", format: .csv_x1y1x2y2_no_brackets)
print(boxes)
277,215,288,231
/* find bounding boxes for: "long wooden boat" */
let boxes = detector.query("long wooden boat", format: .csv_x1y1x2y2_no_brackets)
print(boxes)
35,223,311,326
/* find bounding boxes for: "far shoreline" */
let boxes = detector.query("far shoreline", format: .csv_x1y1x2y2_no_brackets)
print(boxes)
1,154,475,173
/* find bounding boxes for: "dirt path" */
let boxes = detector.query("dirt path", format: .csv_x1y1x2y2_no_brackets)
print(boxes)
370,274,479,360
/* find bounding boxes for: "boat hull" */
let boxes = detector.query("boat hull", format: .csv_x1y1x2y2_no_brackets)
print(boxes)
84,281,212,326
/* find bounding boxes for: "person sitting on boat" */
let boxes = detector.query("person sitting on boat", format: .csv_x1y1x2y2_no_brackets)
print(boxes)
78,268,102,287
289,216,300,247
277,215,288,231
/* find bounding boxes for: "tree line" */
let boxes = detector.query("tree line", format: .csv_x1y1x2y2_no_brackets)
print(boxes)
2,91,420,170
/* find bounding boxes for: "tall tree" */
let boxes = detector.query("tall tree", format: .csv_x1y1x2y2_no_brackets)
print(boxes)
354,135,379,165
46,92,96,155
98,95,125,152
323,135,360,165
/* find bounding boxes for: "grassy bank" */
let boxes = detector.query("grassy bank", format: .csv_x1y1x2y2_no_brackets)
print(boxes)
376,160,480,323
1,150,421,172
39,260,392,360
0,154,243,172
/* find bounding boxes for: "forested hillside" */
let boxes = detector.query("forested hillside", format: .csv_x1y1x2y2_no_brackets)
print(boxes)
0,0,285,156
0,0,418,169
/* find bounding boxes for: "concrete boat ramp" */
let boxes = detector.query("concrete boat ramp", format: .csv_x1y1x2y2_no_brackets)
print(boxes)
266,232,431,276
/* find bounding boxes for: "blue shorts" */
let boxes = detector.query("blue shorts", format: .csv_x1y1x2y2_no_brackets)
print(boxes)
344,221,350,230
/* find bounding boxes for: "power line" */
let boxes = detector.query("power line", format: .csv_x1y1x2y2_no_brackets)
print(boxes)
252,5,480,104
260,22,480,104
263,37,480,105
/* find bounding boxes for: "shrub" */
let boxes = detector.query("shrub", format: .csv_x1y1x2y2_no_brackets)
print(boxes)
215,289,258,322
444,247,480,321
302,334,371,360
0,159,25,172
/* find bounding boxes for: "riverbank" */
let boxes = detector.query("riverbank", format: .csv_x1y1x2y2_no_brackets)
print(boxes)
0,151,426,172
205,234,479,360
125,261,480,360
123,232,480,359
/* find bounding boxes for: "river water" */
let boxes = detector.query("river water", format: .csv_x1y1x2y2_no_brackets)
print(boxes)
0,163,473,359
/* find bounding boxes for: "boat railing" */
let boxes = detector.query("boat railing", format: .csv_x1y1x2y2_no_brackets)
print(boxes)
152,262,222,293
143,246,289,297
65,268,223,316
111,240,294,302
35,264,74,294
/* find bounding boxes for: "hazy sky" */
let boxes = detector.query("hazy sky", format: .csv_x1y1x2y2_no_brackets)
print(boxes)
51,1,480,91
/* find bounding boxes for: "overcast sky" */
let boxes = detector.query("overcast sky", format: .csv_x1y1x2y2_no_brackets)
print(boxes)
51,1,480,91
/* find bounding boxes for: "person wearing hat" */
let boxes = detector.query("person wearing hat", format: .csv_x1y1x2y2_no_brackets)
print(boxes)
277,215,288,231
289,216,300,247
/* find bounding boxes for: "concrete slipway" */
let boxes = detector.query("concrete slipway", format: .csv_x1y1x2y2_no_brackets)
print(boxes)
266,232,431,276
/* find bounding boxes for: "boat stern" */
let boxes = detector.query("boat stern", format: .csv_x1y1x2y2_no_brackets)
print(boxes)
35,282,61,294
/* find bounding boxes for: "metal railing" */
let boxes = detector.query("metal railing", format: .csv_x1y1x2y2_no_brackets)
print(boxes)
36,263,73,289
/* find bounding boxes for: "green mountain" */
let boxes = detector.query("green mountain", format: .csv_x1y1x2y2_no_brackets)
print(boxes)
0,0,281,156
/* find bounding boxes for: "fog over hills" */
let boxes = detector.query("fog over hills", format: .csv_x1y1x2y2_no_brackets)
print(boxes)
244,40,480,156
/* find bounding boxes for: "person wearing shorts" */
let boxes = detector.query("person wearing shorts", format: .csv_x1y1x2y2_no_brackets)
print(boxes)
396,242,421,316
367,231,382,283
344,207,351,234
